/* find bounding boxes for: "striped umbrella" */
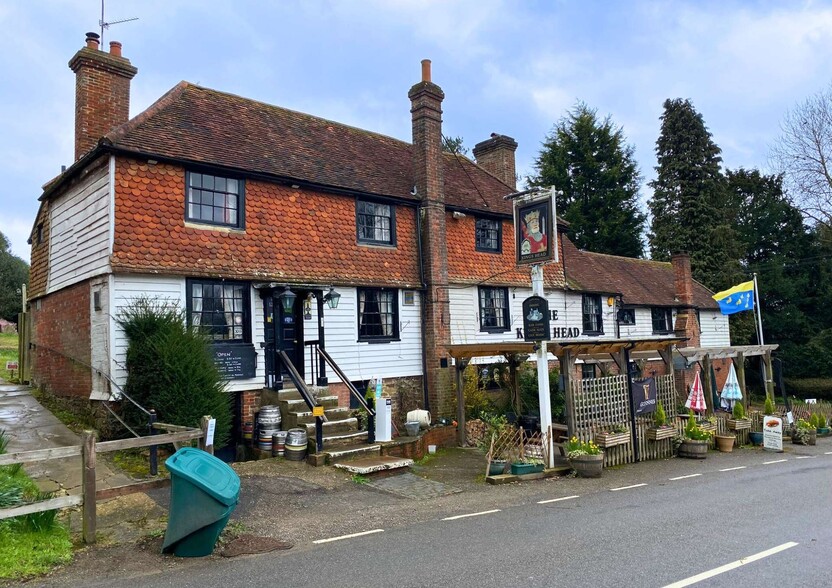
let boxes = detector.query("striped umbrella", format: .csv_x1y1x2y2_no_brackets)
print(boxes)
685,370,707,415
720,363,743,409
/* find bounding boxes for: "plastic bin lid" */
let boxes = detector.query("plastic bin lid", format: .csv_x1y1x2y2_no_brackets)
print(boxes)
165,447,240,506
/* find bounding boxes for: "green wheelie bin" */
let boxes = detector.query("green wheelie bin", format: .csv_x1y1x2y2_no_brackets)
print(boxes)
162,447,240,557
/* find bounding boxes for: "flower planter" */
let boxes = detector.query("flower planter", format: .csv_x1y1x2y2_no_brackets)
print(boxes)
697,422,717,436
677,439,708,459
569,454,604,478
715,434,735,452
817,427,830,437
488,460,508,476
792,430,817,446
748,432,764,446
594,431,630,448
511,462,544,475
646,427,676,441
727,419,751,431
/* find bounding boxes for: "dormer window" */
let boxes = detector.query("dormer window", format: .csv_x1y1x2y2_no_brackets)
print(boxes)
186,171,244,229
475,217,501,252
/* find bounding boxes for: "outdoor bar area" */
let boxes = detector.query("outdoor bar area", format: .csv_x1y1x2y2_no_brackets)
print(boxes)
448,339,780,470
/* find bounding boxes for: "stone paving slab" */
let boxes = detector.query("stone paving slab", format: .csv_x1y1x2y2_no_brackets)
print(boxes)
333,456,413,475
365,472,461,500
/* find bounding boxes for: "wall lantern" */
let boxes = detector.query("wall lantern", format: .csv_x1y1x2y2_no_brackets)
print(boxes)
278,286,296,313
324,286,341,309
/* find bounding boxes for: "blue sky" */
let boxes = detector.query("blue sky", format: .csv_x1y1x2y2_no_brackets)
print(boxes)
2,0,832,260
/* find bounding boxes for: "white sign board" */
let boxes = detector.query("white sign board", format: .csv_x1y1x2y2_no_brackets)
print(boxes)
205,418,217,447
763,416,783,452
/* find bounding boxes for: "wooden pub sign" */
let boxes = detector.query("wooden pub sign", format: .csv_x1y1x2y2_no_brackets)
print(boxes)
523,296,550,342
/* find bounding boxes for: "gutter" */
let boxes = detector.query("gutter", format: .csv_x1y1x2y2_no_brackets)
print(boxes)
416,202,430,413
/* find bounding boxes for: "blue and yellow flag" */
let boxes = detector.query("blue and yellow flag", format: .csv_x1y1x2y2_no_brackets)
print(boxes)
712,280,754,315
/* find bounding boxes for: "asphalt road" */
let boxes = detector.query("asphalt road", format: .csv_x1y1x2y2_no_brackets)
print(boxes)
70,450,832,588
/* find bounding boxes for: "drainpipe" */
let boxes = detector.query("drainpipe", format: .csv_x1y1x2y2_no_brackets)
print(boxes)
416,203,430,413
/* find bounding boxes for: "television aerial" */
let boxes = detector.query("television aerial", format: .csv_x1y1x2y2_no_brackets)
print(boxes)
99,0,139,44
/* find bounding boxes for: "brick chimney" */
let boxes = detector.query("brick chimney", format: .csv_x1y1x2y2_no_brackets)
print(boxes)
69,32,138,161
473,133,518,188
672,252,701,398
408,59,450,415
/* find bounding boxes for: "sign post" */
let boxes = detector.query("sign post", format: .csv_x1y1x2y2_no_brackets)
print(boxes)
509,186,559,468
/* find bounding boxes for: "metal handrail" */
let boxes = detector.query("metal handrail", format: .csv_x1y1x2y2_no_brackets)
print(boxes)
316,347,375,444
277,350,325,451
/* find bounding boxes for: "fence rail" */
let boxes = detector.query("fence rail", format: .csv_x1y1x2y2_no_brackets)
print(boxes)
0,419,211,544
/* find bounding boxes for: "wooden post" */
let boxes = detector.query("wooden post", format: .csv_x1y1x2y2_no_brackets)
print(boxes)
764,350,775,401
81,431,96,545
734,352,747,410
702,354,713,415
200,416,214,455
455,358,469,447
561,349,575,437
508,355,520,417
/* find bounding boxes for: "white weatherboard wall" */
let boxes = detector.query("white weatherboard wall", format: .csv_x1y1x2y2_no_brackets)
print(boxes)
89,276,111,400
619,307,678,339
110,275,265,394
48,161,110,293
700,310,730,347
322,288,422,382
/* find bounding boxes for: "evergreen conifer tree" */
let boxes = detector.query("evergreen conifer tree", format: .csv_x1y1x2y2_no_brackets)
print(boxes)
530,103,645,257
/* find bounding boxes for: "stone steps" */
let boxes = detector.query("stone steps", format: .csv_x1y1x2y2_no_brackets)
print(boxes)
321,443,381,465
333,456,413,476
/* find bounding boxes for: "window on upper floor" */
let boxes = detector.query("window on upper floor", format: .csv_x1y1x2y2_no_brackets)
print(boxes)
582,294,603,335
618,308,636,326
479,286,510,332
475,217,501,252
358,288,399,342
187,279,250,343
651,307,674,334
186,171,244,229
356,200,396,245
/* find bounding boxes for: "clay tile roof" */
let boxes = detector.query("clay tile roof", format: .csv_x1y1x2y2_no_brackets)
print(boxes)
104,82,515,214
562,236,718,309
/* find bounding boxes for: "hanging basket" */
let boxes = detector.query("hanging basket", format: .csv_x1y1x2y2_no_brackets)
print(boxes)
594,431,630,448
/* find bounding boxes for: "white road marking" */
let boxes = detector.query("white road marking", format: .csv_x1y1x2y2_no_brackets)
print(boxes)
313,529,384,544
719,466,746,472
795,456,816,460
442,509,501,521
662,542,799,588
763,459,788,465
669,474,701,481
609,483,647,492
825,451,832,455
538,495,579,504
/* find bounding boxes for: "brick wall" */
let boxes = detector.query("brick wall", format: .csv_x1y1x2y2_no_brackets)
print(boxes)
30,281,92,398
28,201,50,299
69,36,137,160
472,134,518,188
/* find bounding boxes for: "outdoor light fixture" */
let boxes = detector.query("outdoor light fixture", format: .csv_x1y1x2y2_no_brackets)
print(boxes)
278,285,296,313
324,286,341,309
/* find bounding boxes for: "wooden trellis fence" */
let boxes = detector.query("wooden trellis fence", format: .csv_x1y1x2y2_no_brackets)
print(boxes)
485,427,551,476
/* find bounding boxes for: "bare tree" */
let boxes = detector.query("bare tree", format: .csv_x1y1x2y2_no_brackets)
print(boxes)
770,83,832,227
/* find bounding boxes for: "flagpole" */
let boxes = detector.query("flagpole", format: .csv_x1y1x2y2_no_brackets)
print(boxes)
752,273,764,346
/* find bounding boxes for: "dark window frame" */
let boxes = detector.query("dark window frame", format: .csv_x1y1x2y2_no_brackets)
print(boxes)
581,363,597,380
651,307,674,334
618,307,636,326
356,199,397,246
186,278,251,344
475,217,501,253
185,170,245,229
478,286,510,333
582,294,603,335
357,287,400,342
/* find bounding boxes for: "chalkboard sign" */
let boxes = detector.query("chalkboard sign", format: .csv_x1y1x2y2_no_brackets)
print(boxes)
522,296,550,342
211,344,257,380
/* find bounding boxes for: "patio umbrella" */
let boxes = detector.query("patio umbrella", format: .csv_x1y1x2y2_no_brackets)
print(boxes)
720,363,743,410
685,370,707,416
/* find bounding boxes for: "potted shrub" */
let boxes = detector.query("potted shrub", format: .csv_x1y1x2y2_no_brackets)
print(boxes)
677,410,712,459
565,436,603,477
646,401,676,441
792,418,817,446
594,423,630,448
727,402,751,431
812,413,830,436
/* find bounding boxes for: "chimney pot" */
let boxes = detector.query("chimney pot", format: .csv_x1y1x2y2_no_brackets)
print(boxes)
109,41,122,57
421,59,431,83
85,32,100,49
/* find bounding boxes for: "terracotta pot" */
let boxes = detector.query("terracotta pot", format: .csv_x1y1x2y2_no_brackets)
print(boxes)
569,454,604,478
715,434,735,453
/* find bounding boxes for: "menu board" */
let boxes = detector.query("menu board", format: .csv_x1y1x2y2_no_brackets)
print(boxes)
211,344,257,380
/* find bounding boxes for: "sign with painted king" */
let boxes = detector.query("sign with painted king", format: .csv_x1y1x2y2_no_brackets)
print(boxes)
514,191,557,266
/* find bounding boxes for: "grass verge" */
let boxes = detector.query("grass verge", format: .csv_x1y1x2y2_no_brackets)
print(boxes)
0,332,18,382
